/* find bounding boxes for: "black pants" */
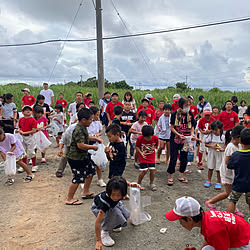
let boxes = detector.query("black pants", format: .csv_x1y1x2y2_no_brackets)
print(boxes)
125,132,134,157
167,139,187,174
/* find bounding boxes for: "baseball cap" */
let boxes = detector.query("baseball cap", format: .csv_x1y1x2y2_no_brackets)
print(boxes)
203,107,212,115
188,95,193,100
173,94,180,101
21,88,30,93
145,94,155,99
165,196,201,221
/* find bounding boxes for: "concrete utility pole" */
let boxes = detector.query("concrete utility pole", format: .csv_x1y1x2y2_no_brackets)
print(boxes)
96,0,105,100
80,74,83,87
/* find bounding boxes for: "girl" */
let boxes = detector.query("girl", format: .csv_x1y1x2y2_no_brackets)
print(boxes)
0,128,33,185
205,125,245,217
71,102,85,125
204,120,225,189
238,100,247,123
243,105,250,128
53,104,64,148
88,106,106,187
33,106,49,163
122,91,136,112
92,176,140,249
1,93,17,134
33,95,51,122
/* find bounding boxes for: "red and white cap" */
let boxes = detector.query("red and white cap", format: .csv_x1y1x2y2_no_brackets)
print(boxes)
165,196,201,221
203,107,212,115
145,93,155,100
173,94,180,101
21,88,30,93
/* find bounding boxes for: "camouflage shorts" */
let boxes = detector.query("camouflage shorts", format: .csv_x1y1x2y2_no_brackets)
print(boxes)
228,190,250,205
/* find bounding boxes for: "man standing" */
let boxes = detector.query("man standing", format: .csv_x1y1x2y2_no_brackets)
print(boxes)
68,92,84,124
40,83,54,107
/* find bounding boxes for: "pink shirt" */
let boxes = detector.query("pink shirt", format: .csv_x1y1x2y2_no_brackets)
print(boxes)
37,116,49,138
130,121,148,144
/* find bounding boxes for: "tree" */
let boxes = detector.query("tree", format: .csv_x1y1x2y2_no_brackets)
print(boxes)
176,82,190,91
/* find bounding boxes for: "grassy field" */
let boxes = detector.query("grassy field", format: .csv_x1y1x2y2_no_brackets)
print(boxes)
0,83,249,111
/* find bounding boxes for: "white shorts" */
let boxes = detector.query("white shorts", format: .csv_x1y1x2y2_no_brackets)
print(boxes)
207,150,223,171
199,133,206,153
220,163,234,185
22,134,36,159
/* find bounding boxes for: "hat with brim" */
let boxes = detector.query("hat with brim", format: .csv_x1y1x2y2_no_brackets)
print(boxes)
165,210,184,221
173,94,181,102
203,107,212,115
145,94,155,100
21,88,30,93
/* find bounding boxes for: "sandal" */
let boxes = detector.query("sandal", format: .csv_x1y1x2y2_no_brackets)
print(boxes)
5,179,14,185
81,193,96,199
150,184,157,191
24,175,34,183
178,178,188,184
184,169,192,174
65,199,83,205
167,179,174,186
205,201,218,211
139,183,145,190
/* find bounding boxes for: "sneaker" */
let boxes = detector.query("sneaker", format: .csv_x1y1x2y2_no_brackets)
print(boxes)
101,230,115,247
41,158,46,163
198,162,204,170
17,167,24,173
234,208,245,218
113,227,122,232
29,159,32,165
204,181,211,188
187,162,191,166
32,166,38,172
205,201,218,211
97,179,106,187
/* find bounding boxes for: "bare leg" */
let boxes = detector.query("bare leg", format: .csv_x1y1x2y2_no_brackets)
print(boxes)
17,160,32,176
157,140,164,161
137,170,148,184
149,169,155,185
81,176,94,196
208,184,232,204
134,151,139,163
227,201,236,213
66,183,80,203
208,169,213,183
96,166,102,180
41,152,46,158
216,171,221,183
166,141,170,164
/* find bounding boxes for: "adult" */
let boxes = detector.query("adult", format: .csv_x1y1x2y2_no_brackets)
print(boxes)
68,92,84,117
171,94,180,112
99,91,111,128
167,97,195,186
222,96,238,114
137,94,155,112
40,82,54,107
188,95,198,120
197,95,211,114
122,91,136,112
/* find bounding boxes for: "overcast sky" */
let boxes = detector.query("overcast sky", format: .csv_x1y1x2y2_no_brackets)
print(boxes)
0,0,249,90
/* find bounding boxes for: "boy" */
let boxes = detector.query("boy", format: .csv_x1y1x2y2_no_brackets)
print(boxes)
112,105,123,126
68,92,83,117
171,94,180,112
188,96,198,120
65,108,98,205
40,82,54,107
219,100,239,132
56,93,68,125
155,100,165,124
156,104,171,164
83,92,92,108
21,88,36,108
211,106,220,120
88,101,95,108
120,102,136,159
99,91,111,128
105,124,126,179
136,125,159,191
137,98,155,127
198,107,215,170
165,196,250,250
137,94,156,113
105,93,123,125
227,128,250,214
18,106,38,172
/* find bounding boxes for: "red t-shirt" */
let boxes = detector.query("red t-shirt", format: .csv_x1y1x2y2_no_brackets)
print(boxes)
155,109,164,123
136,108,156,125
244,115,250,128
219,111,239,131
135,135,159,163
211,114,220,120
22,95,36,106
137,104,155,113
201,211,250,250
19,117,37,132
190,105,198,118
56,99,68,108
171,102,179,112
198,116,215,132
105,101,123,120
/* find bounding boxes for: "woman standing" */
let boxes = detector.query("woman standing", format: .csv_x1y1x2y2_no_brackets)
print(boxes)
122,91,136,112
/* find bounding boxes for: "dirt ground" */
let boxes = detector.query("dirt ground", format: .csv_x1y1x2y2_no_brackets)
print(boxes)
0,137,249,250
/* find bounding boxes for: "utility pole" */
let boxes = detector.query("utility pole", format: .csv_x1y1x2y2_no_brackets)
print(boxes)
185,75,188,85
96,0,104,100
80,74,83,87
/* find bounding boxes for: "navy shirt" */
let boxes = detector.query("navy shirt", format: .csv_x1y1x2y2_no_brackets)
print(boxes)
227,150,250,192
94,191,119,213
120,111,136,133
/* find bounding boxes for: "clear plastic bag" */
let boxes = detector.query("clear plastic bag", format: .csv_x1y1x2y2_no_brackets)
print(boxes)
4,154,16,176
35,131,52,153
129,186,151,225
182,136,195,152
51,121,59,136
89,144,108,170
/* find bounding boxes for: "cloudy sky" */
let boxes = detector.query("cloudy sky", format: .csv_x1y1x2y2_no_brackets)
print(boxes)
0,0,250,90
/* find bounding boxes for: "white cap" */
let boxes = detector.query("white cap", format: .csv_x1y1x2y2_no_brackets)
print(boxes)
203,107,212,115
21,88,30,92
165,196,201,221
145,93,155,99
173,94,180,101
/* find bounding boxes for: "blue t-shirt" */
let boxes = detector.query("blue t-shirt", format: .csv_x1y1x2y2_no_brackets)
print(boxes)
227,150,250,193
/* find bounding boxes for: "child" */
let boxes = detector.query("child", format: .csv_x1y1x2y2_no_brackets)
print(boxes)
188,95,199,120
112,105,123,126
88,106,105,187
211,106,220,120
155,100,165,124
171,94,180,112
92,176,140,248
105,124,126,179
165,196,250,250
65,108,98,205
219,100,239,132
89,101,95,108
137,98,155,127
120,101,136,159
244,105,250,128
33,95,51,122
156,104,171,164
53,104,64,148
18,106,38,172
227,128,250,215
136,125,159,191
205,125,245,217
99,91,111,128
56,93,68,125
238,100,247,123
0,128,34,185
204,120,225,189
83,92,92,108
137,94,155,113
71,102,85,125
130,110,147,168
33,106,49,163
21,88,36,108
198,107,215,170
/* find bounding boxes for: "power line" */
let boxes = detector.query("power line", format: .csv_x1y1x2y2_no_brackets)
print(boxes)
0,16,250,48
48,0,84,83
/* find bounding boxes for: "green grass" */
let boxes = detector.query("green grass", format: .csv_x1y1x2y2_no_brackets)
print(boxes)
0,83,249,112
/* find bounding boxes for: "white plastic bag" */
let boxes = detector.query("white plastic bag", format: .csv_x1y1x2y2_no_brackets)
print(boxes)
51,121,59,136
4,154,16,176
129,186,151,225
89,144,108,170
35,131,52,153
14,132,23,143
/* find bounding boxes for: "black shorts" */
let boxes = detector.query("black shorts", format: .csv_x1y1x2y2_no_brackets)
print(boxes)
159,138,170,142
67,157,96,184
139,163,155,171
109,163,125,179
102,113,109,126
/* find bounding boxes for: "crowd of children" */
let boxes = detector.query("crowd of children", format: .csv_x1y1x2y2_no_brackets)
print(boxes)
0,85,249,249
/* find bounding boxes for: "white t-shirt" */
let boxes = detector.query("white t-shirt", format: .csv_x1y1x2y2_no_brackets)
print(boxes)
68,102,77,116
238,106,247,118
99,98,111,113
205,133,225,151
40,89,54,106
195,119,201,134
158,115,171,140
2,102,17,120
87,120,102,136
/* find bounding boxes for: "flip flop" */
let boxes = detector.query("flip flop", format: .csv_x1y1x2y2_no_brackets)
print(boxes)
139,184,145,190
65,199,83,205
184,169,192,174
81,193,96,199
150,184,157,191
167,179,174,186
178,178,188,184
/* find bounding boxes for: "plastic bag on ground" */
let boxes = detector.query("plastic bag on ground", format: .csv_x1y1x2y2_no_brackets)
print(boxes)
129,186,151,225
89,144,108,170
35,131,52,153
4,154,16,176
51,121,59,137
